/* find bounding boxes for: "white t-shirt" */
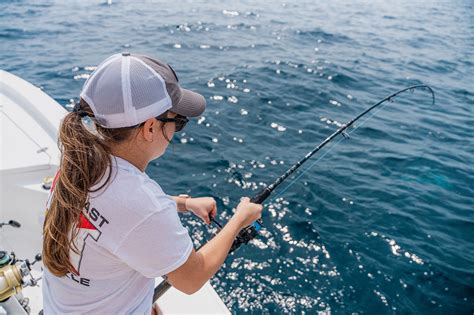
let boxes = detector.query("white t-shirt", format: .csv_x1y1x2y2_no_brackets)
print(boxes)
42,156,193,315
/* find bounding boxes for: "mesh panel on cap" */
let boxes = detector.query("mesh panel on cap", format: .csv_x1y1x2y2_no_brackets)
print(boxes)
85,57,125,115
130,58,169,110
80,53,175,128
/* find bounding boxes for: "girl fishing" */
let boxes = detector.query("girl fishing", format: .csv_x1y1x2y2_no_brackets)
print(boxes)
42,52,263,314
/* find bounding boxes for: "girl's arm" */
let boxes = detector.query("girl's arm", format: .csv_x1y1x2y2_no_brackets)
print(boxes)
165,198,262,294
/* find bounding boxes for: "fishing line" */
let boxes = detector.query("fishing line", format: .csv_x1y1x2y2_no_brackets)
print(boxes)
268,137,345,203
268,93,394,204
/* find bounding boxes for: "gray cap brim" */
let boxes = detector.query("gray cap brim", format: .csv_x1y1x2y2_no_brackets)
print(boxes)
171,88,206,117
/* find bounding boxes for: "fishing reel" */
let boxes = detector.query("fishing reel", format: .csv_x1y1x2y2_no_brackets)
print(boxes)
229,219,261,253
0,250,42,313
228,188,271,253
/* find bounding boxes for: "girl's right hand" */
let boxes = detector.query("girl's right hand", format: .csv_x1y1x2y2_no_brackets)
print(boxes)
233,197,263,228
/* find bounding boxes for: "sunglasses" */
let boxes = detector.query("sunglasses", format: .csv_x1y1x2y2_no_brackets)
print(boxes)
132,114,189,132
156,114,189,132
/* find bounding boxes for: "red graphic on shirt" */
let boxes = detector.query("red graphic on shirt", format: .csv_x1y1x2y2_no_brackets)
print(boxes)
70,210,102,276
46,171,108,277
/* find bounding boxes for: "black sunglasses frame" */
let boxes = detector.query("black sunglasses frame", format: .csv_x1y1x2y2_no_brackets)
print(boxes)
156,114,189,132
131,114,189,132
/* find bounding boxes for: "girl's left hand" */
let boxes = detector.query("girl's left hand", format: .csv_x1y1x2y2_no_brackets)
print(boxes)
186,197,217,225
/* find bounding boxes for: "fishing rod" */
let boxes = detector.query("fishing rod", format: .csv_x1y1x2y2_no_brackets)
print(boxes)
153,84,435,301
227,84,435,252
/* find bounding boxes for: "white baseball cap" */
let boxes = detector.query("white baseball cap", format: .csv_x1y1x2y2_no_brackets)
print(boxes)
80,52,206,128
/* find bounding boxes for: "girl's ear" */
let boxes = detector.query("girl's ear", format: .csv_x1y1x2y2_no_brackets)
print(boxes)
142,118,157,142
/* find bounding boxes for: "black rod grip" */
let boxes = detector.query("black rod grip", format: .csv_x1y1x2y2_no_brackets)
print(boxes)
250,188,271,204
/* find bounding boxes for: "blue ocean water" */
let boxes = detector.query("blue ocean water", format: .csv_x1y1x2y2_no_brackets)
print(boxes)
1,0,473,313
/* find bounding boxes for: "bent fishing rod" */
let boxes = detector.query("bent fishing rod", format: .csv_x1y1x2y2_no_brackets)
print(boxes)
153,84,435,301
